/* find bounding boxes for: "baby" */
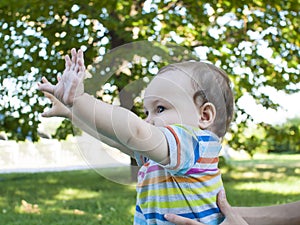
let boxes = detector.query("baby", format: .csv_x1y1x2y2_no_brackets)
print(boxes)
38,48,234,225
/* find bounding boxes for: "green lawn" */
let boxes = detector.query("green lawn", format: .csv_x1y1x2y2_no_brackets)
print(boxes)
223,153,300,206
1,153,300,225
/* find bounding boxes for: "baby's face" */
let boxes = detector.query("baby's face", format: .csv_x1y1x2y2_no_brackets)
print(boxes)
143,70,200,127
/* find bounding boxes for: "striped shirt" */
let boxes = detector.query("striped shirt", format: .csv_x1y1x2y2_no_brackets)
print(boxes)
134,124,224,225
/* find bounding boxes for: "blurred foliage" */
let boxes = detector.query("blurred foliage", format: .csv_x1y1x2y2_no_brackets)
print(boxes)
263,117,300,153
0,0,299,156
53,120,82,140
229,117,300,156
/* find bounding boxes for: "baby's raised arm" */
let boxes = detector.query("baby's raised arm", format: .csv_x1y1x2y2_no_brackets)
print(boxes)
71,86,169,164
38,49,169,164
40,88,134,157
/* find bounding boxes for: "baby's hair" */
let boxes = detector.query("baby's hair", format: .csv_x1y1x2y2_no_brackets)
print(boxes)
158,62,234,137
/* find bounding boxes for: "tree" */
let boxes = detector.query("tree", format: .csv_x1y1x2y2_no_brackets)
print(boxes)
0,0,299,155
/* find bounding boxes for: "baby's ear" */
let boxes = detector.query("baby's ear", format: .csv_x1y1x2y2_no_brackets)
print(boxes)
198,102,216,129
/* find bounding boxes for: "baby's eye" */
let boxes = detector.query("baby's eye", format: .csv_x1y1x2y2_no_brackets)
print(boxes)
157,106,165,113
144,110,149,116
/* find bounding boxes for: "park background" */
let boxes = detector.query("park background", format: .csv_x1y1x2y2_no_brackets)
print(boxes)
0,0,299,224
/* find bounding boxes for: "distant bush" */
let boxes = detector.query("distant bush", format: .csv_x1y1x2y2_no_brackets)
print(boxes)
263,118,300,153
228,117,300,155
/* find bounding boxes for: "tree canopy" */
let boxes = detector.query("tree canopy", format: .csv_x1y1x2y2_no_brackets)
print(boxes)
0,0,299,153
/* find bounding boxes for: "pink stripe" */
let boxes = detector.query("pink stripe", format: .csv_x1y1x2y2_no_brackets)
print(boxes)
185,168,218,175
138,171,145,179
147,165,162,173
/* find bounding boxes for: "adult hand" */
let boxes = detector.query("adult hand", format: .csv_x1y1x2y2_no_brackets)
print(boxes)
165,190,249,225
38,48,86,107
216,189,248,225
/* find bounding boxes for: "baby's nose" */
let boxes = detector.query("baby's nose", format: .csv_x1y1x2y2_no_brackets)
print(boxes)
144,116,154,125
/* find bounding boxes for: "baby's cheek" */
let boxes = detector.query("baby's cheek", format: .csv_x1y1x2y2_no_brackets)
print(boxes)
161,114,181,126
153,117,167,127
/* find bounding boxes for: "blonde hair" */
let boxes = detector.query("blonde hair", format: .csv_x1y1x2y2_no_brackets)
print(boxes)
159,61,234,137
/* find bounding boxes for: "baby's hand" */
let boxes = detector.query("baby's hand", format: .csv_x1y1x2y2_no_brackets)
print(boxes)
38,48,86,107
40,76,71,118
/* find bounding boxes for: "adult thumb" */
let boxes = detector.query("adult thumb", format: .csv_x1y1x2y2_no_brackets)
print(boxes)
217,189,249,225
217,189,232,215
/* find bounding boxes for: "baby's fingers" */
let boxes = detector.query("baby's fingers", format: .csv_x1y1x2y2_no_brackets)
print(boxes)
78,71,86,83
71,48,77,70
37,79,55,94
41,76,49,83
57,74,62,82
43,92,57,102
77,49,86,72
42,108,55,117
65,55,71,71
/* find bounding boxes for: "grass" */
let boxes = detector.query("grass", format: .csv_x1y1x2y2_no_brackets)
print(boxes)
223,153,300,206
0,169,136,225
0,153,300,224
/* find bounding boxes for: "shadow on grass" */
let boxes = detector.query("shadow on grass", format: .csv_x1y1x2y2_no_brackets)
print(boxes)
0,170,136,225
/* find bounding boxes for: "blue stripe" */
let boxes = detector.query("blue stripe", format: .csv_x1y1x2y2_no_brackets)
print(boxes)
142,207,221,221
198,135,213,142
193,141,200,164
136,205,142,213
179,207,221,219
144,212,166,221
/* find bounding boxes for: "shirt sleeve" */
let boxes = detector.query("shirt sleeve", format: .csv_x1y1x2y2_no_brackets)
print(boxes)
134,124,221,173
133,125,197,169
159,124,220,175
134,151,149,166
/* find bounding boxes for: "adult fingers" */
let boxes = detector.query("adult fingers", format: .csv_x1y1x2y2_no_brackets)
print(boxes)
217,190,249,225
164,214,205,225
